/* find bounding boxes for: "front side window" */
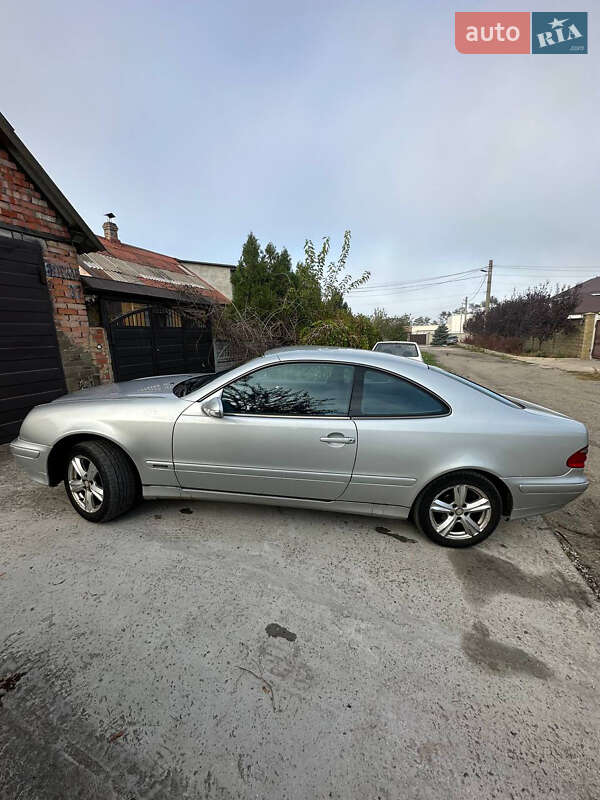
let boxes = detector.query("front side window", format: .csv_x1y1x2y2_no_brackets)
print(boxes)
221,362,354,416
358,368,448,417
374,342,418,357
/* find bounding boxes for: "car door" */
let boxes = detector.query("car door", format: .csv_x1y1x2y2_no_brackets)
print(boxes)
340,366,451,508
173,361,358,500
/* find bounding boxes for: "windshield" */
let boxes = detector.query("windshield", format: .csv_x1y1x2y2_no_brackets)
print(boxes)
374,342,418,357
173,368,233,397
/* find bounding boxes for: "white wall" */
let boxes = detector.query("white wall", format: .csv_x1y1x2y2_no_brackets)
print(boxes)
179,261,233,300
410,312,473,344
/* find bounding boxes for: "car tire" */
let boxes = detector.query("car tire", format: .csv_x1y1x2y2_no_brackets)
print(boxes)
414,471,502,548
64,439,139,523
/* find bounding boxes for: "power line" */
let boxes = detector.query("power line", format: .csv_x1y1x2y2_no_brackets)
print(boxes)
348,268,481,293
351,275,481,297
469,275,487,301
494,264,600,272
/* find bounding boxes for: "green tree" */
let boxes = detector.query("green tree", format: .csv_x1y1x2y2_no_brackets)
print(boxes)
231,232,293,317
370,308,410,341
432,323,449,345
302,230,370,314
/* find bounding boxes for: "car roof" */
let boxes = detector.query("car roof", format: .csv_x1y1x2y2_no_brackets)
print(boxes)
374,340,417,345
267,346,429,373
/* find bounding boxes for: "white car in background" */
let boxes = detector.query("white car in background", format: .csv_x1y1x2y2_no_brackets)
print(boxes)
372,341,423,361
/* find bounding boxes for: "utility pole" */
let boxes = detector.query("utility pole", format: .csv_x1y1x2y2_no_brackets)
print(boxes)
464,295,468,328
485,259,493,311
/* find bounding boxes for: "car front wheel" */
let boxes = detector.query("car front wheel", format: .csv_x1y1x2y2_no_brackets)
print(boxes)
414,471,502,547
64,439,138,522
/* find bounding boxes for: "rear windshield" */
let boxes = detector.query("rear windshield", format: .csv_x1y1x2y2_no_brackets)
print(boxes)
430,367,523,409
173,368,233,397
374,342,418,357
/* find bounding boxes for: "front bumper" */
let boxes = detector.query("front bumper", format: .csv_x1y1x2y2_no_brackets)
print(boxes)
506,469,589,520
10,439,51,485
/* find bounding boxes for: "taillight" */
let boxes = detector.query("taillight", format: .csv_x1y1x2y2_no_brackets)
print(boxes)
566,447,588,469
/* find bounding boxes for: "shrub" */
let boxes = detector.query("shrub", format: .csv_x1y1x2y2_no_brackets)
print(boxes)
300,318,366,348
464,334,524,354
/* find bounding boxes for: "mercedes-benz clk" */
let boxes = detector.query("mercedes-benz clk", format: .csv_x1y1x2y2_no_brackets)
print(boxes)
11,347,588,547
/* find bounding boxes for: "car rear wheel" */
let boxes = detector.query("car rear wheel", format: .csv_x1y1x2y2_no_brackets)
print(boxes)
64,440,138,522
414,471,502,547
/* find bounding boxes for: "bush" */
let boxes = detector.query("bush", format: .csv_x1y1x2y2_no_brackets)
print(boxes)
300,318,363,348
465,283,579,349
464,334,524,354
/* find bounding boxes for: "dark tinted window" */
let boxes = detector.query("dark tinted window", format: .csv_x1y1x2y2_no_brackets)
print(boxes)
374,342,419,357
359,368,447,416
222,362,354,416
428,366,522,409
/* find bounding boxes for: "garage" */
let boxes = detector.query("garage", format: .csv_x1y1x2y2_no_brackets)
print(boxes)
0,238,66,443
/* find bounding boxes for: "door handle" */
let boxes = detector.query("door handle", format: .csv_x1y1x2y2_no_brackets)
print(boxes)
320,434,355,445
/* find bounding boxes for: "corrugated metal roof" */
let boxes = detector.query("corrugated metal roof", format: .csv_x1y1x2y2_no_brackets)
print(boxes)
78,251,230,304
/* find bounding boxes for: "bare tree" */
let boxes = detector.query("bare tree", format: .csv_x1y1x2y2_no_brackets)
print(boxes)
175,286,297,364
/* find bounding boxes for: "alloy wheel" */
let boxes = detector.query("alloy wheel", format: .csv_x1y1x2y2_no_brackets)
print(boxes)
428,483,492,541
67,456,104,513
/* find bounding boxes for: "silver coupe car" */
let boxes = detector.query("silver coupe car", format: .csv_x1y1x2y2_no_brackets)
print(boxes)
11,347,588,547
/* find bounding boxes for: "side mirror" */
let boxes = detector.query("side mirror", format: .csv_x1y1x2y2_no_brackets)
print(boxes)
200,395,224,419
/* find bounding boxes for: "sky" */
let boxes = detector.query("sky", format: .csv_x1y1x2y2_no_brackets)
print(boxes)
2,0,599,318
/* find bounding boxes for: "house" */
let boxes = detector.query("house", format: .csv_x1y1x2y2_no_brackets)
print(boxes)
410,312,473,345
79,217,233,381
0,112,107,442
569,276,600,359
0,113,232,442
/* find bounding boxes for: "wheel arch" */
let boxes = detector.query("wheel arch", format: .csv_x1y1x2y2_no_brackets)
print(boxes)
47,433,142,493
411,467,513,518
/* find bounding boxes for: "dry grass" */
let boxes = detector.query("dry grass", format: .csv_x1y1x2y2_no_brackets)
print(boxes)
568,371,600,381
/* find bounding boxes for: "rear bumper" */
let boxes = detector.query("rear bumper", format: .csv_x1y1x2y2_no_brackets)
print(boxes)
506,470,588,520
10,439,51,485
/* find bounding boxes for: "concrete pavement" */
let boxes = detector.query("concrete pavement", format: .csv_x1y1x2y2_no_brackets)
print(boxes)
1,437,599,799
426,345,600,593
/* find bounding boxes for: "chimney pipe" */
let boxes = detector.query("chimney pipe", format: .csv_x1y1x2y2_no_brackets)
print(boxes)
102,213,119,242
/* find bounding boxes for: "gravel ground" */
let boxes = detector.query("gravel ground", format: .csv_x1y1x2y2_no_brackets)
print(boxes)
427,346,600,593
1,354,599,799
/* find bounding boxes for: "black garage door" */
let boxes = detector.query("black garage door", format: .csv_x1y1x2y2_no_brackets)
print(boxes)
0,238,66,443
108,304,214,382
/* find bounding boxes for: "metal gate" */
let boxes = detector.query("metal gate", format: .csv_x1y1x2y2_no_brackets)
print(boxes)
593,320,600,360
0,238,66,443
107,304,214,382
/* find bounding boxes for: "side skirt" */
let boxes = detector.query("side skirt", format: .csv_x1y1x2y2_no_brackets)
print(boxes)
142,485,410,519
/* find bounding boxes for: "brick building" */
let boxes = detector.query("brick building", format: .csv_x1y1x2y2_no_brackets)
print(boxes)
79,218,231,381
0,113,109,442
0,113,231,443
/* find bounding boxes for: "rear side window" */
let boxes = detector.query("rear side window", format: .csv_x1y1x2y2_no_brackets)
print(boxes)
429,367,523,409
222,362,354,416
356,368,448,417
374,342,418,357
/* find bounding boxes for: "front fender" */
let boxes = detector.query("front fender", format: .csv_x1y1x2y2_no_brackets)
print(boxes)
19,396,190,487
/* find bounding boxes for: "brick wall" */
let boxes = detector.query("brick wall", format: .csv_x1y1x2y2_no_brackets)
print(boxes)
0,147,102,391
89,326,113,383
